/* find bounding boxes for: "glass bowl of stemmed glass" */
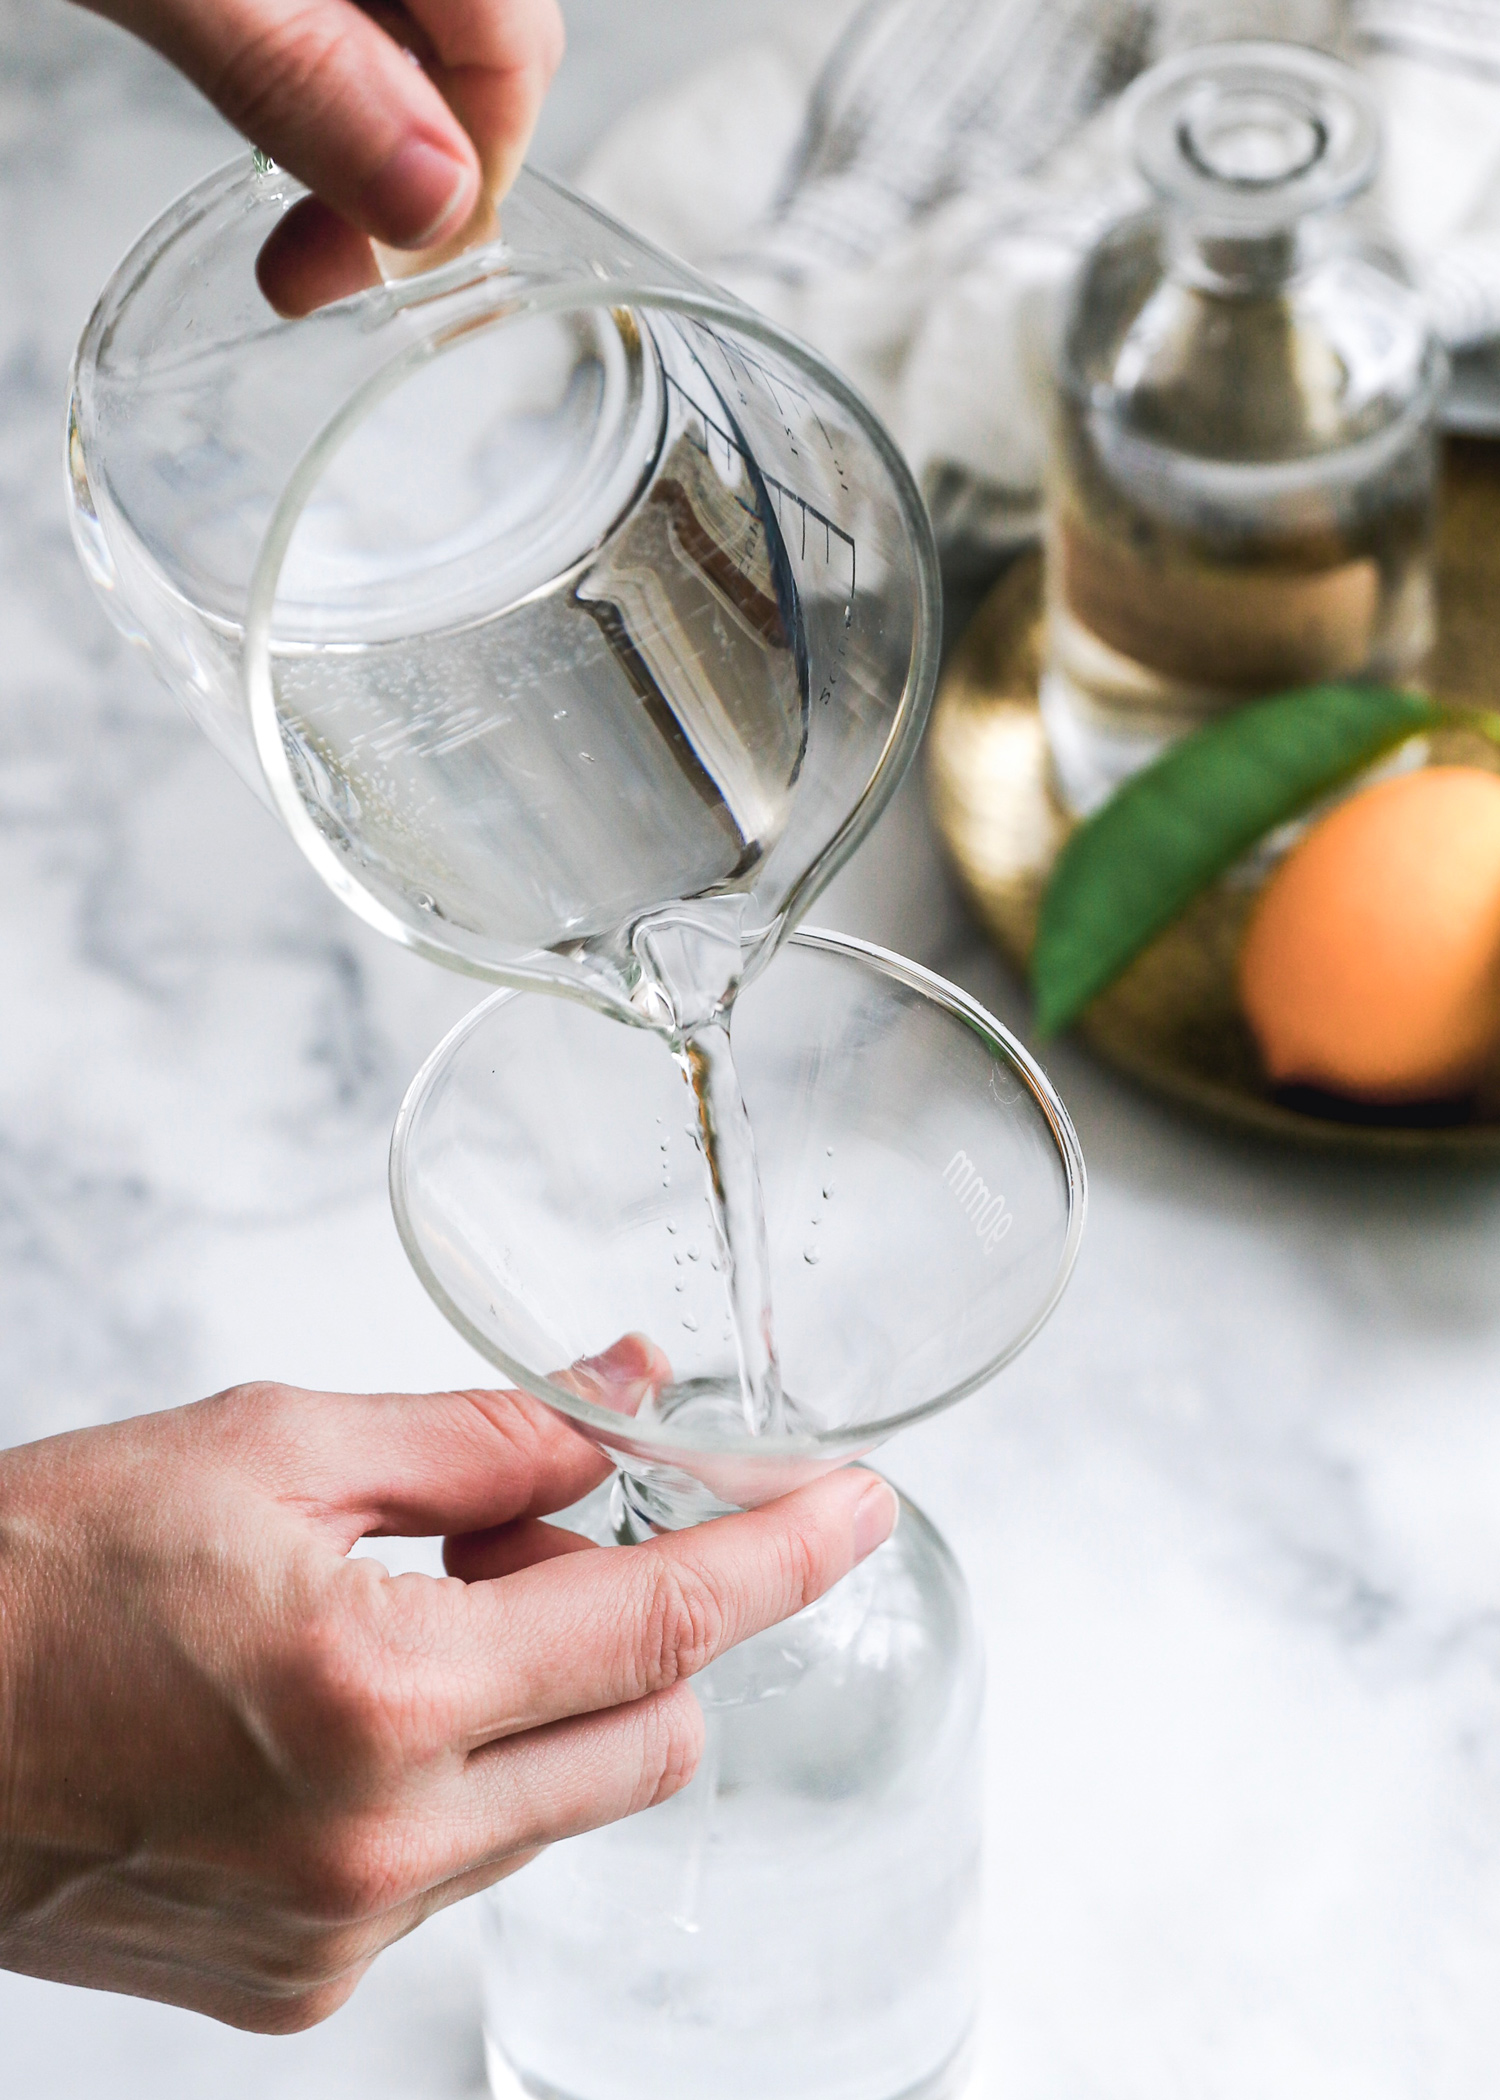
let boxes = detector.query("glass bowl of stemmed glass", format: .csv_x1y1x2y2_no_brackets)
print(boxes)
392,925,1085,2100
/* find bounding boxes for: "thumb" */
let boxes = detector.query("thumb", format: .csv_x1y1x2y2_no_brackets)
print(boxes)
99,0,481,247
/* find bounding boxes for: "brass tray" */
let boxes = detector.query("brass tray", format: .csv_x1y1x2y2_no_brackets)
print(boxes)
926,439,1500,1156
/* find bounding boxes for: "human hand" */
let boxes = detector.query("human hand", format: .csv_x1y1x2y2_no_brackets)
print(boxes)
76,0,565,312
0,1338,896,2030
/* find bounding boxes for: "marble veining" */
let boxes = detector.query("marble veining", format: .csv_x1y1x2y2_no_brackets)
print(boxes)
4,2,1500,2093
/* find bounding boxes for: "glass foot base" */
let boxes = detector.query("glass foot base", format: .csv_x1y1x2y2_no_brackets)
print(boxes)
484,2033,982,2100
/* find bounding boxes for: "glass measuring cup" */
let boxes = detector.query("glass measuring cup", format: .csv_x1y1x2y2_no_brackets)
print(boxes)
67,160,941,1013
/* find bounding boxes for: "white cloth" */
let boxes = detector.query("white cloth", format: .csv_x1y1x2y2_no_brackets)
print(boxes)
579,0,1500,560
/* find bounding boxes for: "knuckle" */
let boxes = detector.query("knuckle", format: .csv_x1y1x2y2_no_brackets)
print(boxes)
636,1685,703,1810
281,1606,405,1776
215,1376,288,1414
201,1377,300,1444
192,1377,321,1485
455,1386,550,1472
294,1818,412,1924
211,9,350,142
774,1519,826,1614
640,1558,726,1689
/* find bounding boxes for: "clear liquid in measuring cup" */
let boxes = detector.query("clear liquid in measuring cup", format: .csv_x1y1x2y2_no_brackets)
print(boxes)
274,385,809,971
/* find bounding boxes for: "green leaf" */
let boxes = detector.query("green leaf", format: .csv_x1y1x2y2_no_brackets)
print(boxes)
1031,684,1442,1036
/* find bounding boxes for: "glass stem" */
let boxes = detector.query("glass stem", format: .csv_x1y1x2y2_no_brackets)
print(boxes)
670,1708,722,1935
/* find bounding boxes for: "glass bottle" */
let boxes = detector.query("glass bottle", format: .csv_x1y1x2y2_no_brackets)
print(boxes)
390,928,1089,2100
479,1476,983,2100
1043,40,1445,815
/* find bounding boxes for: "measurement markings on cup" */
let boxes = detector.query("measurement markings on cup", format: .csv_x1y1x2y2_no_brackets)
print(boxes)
943,1150,1012,1253
664,372,857,593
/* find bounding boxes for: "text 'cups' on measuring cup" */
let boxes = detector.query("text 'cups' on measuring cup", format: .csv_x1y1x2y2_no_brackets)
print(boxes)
68,161,941,1009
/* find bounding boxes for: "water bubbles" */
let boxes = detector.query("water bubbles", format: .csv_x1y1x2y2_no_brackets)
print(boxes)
553,708,568,720
686,1246,700,1262
822,1183,834,1201
579,750,595,763
681,1313,699,1332
803,1246,821,1265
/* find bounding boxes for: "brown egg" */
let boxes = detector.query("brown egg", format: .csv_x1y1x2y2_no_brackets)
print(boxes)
1238,765,1500,1103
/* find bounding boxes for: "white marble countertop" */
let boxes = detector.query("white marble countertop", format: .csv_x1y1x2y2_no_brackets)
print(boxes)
5,3,1500,2093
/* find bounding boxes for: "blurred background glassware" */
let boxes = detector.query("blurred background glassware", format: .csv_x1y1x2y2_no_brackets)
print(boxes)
1043,39,1446,816
66,159,939,1016
391,927,1086,2100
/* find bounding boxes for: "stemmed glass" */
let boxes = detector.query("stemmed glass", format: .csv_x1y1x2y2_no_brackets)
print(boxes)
392,927,1085,2100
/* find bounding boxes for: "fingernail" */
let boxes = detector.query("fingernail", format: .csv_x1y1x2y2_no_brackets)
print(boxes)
360,136,475,246
852,1478,899,1563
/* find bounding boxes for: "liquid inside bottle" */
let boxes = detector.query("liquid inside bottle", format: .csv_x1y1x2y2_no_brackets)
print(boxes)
1043,41,1444,815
